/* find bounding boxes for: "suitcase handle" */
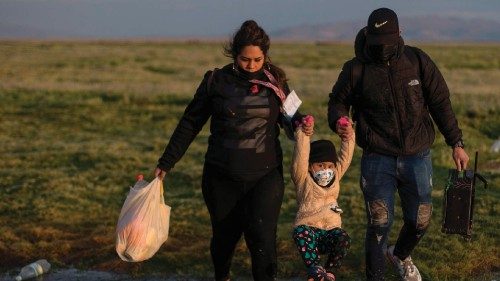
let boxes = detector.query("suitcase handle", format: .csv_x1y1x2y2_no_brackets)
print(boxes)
474,173,488,189
472,151,488,189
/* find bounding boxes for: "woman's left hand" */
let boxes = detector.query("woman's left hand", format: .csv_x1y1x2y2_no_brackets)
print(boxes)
154,167,168,180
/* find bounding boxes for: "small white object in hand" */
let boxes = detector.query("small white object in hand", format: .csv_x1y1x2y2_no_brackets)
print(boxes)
330,204,343,214
282,90,302,120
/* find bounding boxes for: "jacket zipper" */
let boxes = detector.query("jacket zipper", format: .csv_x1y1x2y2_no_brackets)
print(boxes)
387,61,405,154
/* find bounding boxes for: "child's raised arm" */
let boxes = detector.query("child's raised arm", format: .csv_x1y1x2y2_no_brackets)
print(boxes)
336,117,356,179
291,116,314,185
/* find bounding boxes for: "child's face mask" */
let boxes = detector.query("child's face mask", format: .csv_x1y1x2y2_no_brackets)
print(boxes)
313,168,335,187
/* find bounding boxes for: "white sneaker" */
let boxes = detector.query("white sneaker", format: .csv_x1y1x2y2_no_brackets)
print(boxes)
386,245,422,281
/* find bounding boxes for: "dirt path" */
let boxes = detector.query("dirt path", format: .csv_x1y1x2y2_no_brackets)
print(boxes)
1,269,248,281
2,269,498,281
0,269,175,281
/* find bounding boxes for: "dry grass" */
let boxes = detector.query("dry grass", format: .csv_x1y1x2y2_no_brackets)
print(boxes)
0,41,498,280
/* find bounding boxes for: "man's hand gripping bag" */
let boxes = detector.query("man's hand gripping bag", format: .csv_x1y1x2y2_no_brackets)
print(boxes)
442,152,487,240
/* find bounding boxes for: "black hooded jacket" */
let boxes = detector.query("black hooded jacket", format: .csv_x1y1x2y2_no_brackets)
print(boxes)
328,28,462,156
158,63,298,180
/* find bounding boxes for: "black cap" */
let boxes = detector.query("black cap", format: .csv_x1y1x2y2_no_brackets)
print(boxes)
310,140,337,163
366,8,399,45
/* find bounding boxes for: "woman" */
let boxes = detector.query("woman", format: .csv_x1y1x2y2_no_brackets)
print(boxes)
154,20,312,280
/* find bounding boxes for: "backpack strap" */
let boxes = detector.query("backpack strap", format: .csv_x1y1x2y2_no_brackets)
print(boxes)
350,48,423,98
206,68,218,94
405,46,430,104
350,58,364,120
404,47,423,80
349,48,423,118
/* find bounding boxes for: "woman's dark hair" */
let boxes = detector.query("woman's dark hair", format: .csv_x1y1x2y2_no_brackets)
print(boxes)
224,20,287,87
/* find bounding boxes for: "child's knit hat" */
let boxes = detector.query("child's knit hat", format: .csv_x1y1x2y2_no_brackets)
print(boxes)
310,140,337,163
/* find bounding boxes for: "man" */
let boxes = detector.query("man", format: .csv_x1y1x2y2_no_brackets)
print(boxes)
327,7,469,281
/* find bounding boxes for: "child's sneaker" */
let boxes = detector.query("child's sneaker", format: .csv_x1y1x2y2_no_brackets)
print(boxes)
386,245,422,281
307,265,335,281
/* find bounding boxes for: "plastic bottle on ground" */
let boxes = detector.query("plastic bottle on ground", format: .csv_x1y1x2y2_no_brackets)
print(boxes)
15,259,51,281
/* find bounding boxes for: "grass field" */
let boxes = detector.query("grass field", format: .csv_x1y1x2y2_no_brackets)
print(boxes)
0,41,498,280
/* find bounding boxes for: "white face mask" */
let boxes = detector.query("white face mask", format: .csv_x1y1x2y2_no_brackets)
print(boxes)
313,168,335,187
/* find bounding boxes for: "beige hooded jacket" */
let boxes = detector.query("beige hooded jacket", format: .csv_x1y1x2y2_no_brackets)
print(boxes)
291,129,355,230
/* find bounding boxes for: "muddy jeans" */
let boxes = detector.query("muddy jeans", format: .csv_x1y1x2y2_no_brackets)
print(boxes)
360,149,433,281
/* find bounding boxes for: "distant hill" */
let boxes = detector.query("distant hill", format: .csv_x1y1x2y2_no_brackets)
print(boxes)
2,15,499,42
0,22,84,39
271,16,500,42
0,22,52,38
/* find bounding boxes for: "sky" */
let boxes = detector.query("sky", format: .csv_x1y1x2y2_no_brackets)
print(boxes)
0,0,499,38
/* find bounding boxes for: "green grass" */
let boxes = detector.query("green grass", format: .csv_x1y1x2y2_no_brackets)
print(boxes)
0,41,499,280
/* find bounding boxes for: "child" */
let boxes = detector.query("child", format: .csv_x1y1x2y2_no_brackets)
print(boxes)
291,116,355,281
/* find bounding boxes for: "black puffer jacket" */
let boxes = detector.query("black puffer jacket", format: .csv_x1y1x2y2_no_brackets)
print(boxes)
158,64,298,180
328,28,462,156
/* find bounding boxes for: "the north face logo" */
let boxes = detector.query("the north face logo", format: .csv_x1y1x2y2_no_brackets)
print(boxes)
408,79,420,86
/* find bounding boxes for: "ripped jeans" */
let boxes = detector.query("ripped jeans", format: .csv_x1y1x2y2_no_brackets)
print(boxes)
360,149,433,281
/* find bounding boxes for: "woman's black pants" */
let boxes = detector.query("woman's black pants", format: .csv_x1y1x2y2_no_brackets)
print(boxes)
201,164,285,281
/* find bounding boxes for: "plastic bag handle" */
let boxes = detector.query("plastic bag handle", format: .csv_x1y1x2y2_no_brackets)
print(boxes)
159,179,166,204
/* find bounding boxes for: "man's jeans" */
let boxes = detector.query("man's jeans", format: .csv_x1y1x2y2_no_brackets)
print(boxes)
360,150,433,281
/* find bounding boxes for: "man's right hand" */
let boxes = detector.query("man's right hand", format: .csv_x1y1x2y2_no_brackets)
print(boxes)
154,167,167,180
452,147,469,172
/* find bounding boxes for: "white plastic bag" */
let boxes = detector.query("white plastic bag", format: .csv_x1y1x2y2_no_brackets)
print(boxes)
115,177,171,262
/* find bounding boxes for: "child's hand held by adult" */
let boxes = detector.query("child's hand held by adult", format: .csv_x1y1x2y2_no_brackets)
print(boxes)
336,116,353,141
337,116,350,127
301,115,315,136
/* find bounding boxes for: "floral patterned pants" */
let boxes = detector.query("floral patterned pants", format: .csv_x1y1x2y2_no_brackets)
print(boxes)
293,225,351,270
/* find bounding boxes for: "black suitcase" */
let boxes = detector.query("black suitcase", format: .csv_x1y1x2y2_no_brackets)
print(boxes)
441,152,487,240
